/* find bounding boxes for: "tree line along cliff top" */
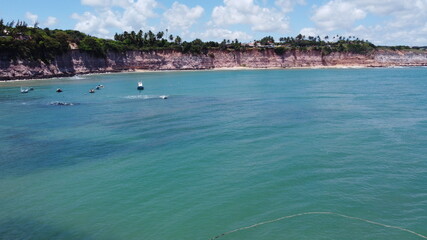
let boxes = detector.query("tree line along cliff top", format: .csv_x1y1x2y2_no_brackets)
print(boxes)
1,19,426,63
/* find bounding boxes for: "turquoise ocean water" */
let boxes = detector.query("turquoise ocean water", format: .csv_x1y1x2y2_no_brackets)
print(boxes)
0,68,426,239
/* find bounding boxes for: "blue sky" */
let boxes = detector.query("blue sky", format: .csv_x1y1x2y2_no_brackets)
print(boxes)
2,0,427,46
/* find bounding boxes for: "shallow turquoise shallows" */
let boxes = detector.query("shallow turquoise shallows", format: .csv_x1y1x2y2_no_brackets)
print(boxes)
1,68,426,240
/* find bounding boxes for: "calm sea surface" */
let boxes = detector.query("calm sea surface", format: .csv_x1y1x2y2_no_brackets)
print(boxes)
0,68,426,240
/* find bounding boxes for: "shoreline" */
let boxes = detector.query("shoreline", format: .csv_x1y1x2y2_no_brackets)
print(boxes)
0,65,422,83
2,48,427,82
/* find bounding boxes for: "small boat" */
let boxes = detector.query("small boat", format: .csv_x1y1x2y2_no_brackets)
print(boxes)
56,88,63,93
159,95,168,99
95,84,103,90
137,82,144,90
89,89,95,93
20,87,29,93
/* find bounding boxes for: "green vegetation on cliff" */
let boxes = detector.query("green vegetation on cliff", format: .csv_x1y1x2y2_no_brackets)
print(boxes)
1,19,423,63
274,34,377,54
0,20,71,62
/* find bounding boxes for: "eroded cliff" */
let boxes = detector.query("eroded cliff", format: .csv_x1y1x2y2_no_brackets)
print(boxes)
1,49,426,80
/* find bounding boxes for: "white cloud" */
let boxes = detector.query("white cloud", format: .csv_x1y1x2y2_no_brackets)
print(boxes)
72,12,108,35
81,0,131,7
311,0,366,31
68,0,427,45
73,0,158,37
123,0,158,21
25,12,38,25
163,2,204,32
197,28,252,42
299,27,319,37
211,0,289,32
346,1,417,16
45,16,58,27
311,0,427,46
350,24,427,46
25,12,58,28
275,0,305,13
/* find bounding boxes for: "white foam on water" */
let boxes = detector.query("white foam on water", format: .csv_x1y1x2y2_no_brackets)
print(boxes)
125,95,153,100
209,212,427,240
49,101,75,106
124,95,169,100
71,75,86,80
386,66,409,69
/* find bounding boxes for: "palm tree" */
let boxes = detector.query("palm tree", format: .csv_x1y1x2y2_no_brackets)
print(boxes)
0,19,5,35
156,31,164,40
175,35,182,45
131,31,136,43
148,30,155,45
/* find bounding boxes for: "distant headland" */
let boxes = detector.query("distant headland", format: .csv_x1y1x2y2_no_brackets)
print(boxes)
1,20,427,81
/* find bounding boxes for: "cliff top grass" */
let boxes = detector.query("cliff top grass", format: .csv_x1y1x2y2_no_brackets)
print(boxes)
1,19,426,63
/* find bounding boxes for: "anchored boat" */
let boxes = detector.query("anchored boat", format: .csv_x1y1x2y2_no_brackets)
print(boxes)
20,87,29,93
137,82,144,90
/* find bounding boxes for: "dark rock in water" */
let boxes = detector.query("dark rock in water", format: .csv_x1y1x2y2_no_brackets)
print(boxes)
49,101,75,106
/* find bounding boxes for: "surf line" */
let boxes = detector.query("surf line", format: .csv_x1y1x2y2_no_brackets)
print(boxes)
209,211,427,240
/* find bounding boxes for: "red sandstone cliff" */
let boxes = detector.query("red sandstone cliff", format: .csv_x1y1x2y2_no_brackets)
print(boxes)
1,49,427,80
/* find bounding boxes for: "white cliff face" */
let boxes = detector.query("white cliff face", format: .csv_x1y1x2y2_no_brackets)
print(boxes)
374,50,427,66
1,49,427,80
